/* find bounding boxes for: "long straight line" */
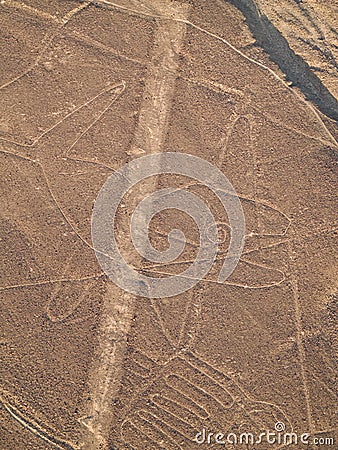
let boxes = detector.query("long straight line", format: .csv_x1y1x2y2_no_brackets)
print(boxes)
85,3,189,449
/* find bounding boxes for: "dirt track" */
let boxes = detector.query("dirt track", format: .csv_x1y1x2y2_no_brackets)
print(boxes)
1,1,337,449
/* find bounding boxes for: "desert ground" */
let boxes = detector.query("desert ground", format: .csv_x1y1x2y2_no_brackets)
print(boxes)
0,1,337,449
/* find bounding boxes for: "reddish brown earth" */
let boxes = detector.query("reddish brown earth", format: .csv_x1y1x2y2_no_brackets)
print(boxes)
1,1,337,449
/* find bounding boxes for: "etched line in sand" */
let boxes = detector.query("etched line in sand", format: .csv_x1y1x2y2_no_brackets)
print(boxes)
120,352,293,447
0,1,91,91
286,239,314,435
92,0,338,147
85,2,189,449
1,398,77,450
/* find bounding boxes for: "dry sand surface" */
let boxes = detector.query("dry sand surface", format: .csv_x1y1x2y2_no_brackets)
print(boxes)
0,1,337,449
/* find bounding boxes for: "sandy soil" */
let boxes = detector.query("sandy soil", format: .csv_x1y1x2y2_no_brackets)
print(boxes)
1,1,337,449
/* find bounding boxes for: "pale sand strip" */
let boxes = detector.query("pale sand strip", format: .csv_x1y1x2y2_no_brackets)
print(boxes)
84,2,189,449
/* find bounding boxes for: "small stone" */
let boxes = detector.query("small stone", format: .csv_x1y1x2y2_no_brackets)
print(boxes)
43,61,53,72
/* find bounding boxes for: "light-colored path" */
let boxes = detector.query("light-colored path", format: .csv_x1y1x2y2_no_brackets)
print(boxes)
84,2,189,449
